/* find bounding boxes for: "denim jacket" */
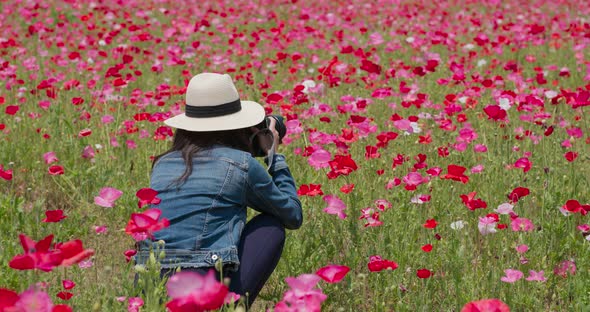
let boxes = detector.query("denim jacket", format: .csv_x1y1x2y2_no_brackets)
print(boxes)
135,145,302,271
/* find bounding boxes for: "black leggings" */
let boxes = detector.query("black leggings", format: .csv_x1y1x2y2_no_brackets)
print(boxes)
161,214,286,307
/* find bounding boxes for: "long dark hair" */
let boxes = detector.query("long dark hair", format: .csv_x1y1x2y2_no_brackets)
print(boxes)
152,128,253,185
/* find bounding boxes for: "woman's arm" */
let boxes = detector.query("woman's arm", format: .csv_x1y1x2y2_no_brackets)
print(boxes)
245,154,303,230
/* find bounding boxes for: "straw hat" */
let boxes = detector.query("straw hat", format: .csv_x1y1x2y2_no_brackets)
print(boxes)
164,73,265,131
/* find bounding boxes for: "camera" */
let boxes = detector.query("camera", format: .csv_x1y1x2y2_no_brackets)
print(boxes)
251,115,287,157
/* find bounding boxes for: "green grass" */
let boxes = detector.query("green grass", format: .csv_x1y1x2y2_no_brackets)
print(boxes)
1,0,590,311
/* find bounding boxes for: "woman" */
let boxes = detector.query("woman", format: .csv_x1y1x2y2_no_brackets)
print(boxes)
136,73,303,306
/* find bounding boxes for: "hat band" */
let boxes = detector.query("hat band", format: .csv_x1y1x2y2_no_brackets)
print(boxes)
185,99,242,118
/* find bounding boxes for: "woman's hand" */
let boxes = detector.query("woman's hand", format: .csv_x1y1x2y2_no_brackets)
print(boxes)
251,117,280,156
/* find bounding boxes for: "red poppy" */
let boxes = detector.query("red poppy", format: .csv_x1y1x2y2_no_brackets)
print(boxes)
327,155,358,179
364,145,381,159
53,305,74,312
461,299,510,312
57,291,74,301
5,105,19,115
367,255,398,272
9,234,62,272
42,210,67,223
136,188,161,208
564,151,578,162
48,165,65,176
508,187,530,203
124,249,137,262
562,200,590,215
441,165,469,183
78,128,92,137
0,289,19,310
266,93,283,104
421,244,433,252
297,184,324,196
423,219,438,229
125,208,170,241
340,184,355,194
417,269,432,279
483,105,507,121
0,165,13,181
460,192,488,210
55,239,95,266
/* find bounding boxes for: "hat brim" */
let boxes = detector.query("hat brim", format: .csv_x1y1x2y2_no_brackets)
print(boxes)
164,100,266,132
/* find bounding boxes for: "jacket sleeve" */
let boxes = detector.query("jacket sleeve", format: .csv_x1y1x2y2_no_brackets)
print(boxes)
245,154,303,230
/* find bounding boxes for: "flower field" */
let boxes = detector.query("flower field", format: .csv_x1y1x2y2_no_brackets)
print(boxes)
1,0,589,311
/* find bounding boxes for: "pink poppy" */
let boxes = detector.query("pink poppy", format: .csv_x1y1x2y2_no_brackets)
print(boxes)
461,299,510,312
94,187,124,208
43,152,58,165
316,265,350,283
322,194,347,219
500,269,523,283
525,270,547,282
511,217,534,232
166,270,228,312
127,297,144,312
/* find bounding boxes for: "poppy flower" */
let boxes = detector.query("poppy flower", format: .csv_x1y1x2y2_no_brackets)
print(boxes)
124,250,137,262
43,152,59,165
441,165,469,183
339,183,355,194
297,184,324,196
136,188,161,208
483,105,507,121
62,280,75,290
48,165,65,176
316,265,350,283
94,187,124,208
128,297,144,312
525,270,547,282
9,234,62,272
461,299,510,312
276,274,327,311
166,270,228,312
57,291,73,301
42,210,67,223
423,219,438,229
55,239,95,266
367,255,398,272
0,288,19,310
125,208,170,241
460,192,488,210
500,269,523,283
327,155,358,179
5,105,19,115
554,260,576,278
416,269,432,279
322,194,347,219
0,165,13,181
514,157,532,173
564,151,578,162
508,187,530,203
478,217,497,235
